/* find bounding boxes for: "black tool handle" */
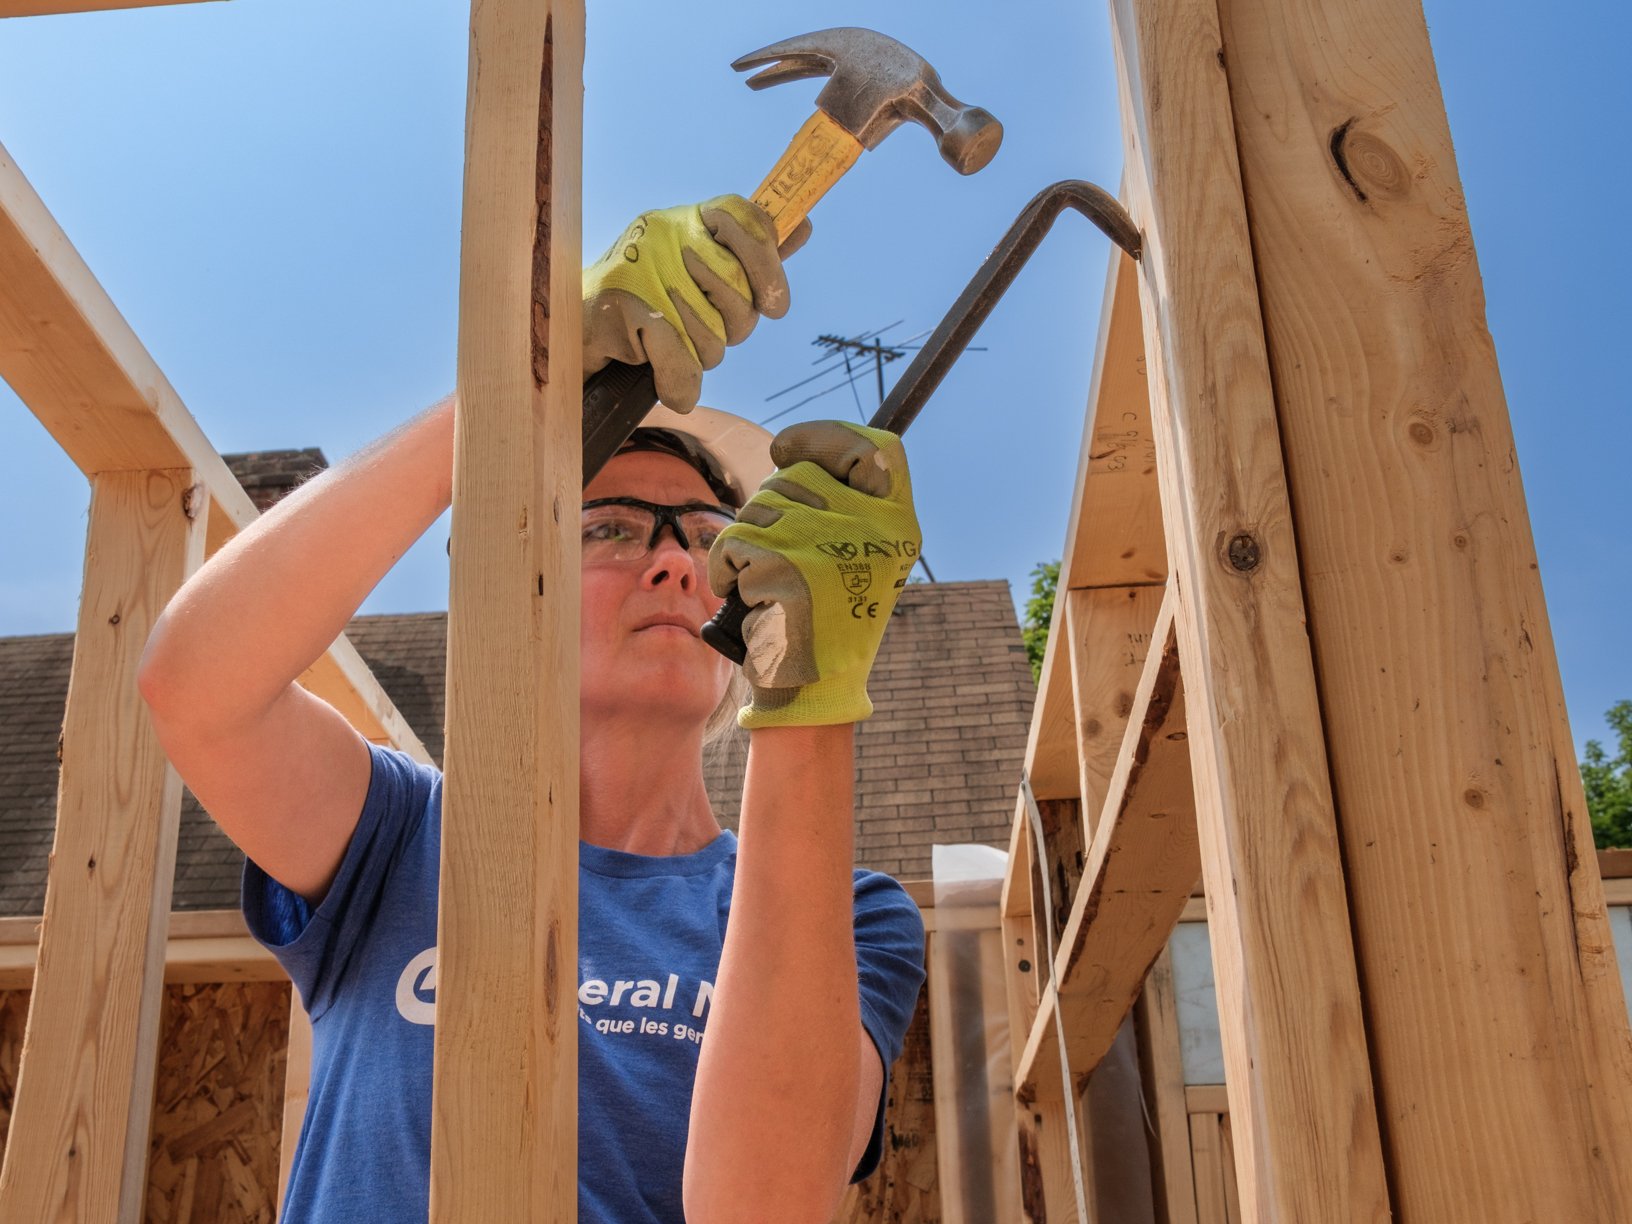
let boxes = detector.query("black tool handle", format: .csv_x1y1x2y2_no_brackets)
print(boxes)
700,594,752,664
582,360,660,487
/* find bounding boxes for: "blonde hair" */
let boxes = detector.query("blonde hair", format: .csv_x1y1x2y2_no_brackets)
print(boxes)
703,669,750,746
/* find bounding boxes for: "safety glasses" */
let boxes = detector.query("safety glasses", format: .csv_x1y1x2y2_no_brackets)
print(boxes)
580,497,736,565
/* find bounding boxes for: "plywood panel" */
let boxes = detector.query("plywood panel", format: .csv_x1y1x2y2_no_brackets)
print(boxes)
145,982,289,1224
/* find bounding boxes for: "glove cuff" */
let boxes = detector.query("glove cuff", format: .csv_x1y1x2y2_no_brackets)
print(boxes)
738,670,874,730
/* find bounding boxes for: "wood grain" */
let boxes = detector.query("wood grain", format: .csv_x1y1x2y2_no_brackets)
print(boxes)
1108,0,1391,1215
0,911,283,990
1133,946,1199,1224
275,998,310,1221
145,982,289,1224
1026,252,1166,802
0,470,204,1223
1064,584,1164,838
1188,1112,1229,1224
1015,600,1199,1100
1214,0,1632,1215
430,1,583,1219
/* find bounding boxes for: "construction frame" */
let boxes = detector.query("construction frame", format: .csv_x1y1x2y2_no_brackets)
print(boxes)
1,0,1629,1221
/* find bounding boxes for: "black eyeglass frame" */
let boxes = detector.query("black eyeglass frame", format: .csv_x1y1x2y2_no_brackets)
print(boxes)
580,496,737,557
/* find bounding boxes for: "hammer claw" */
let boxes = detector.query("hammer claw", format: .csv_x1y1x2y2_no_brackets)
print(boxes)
736,59,835,92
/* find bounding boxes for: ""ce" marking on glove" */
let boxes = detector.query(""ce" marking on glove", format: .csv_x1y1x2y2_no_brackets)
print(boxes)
851,602,880,620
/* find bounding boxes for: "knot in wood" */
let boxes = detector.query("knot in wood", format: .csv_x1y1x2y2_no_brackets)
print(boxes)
1227,533,1261,572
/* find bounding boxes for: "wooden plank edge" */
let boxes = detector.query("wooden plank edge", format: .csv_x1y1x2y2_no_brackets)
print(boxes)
0,936,281,989
1015,593,1192,1100
0,0,225,14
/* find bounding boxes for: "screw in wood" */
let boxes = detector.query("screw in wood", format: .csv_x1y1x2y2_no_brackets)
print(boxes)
1227,532,1261,572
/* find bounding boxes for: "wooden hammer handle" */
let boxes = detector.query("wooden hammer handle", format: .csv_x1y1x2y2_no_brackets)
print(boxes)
751,110,864,245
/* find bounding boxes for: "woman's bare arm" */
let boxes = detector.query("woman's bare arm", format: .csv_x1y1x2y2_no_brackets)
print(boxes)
683,724,881,1224
138,396,455,903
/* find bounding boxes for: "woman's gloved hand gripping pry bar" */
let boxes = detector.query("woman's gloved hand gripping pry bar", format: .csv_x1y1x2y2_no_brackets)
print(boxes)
701,180,1140,668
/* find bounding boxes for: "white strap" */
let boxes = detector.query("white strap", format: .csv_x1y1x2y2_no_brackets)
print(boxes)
1021,771,1092,1222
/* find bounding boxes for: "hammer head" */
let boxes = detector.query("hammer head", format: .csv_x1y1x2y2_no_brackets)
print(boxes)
733,27,1002,175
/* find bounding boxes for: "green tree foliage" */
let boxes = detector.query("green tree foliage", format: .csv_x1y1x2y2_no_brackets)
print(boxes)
1583,700,1632,849
1022,560,1060,682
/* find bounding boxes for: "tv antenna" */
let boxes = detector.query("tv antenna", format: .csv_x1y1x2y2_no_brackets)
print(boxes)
761,321,988,583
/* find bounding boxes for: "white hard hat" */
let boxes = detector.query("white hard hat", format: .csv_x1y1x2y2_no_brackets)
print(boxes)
632,403,774,508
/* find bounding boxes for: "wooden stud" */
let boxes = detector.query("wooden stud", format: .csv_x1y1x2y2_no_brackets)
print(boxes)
1006,807,1088,1224
1107,0,1391,1215
1213,0,1632,1214
1188,1112,1230,1224
275,998,311,1221
1135,946,1200,1224
1015,596,1199,1099
429,1,583,1218
0,469,205,1223
1601,849,1632,880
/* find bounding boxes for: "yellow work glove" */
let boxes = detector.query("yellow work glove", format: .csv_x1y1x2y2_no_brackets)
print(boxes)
582,195,802,413
709,421,922,729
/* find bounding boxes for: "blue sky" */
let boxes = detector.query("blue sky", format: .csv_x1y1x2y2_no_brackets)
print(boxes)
0,0,1626,754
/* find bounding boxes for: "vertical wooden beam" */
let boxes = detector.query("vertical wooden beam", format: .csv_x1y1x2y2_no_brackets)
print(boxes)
275,995,311,1221
430,0,583,1219
1213,0,1632,1216
1107,0,1391,1216
1135,946,1199,1224
0,469,205,1222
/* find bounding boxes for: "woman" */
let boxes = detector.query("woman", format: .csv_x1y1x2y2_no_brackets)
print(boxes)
138,195,927,1223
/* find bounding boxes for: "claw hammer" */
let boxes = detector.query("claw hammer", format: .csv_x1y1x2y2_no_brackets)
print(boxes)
579,27,1003,484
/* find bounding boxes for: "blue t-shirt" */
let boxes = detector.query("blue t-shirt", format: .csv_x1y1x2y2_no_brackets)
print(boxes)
244,743,926,1223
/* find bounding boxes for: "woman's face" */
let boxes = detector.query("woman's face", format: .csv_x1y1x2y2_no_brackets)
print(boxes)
579,450,735,729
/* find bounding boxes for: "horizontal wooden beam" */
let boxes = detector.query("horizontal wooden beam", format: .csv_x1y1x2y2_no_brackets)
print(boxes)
1185,1084,1230,1115
0,910,281,990
1016,593,1199,1102
0,0,223,15
0,138,428,762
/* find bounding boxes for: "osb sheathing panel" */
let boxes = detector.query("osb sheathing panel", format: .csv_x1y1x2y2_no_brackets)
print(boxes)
836,984,942,1224
1,978,941,1221
0,982,289,1223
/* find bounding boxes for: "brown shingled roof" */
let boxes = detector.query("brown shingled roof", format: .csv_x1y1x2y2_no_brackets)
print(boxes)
0,581,1032,915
